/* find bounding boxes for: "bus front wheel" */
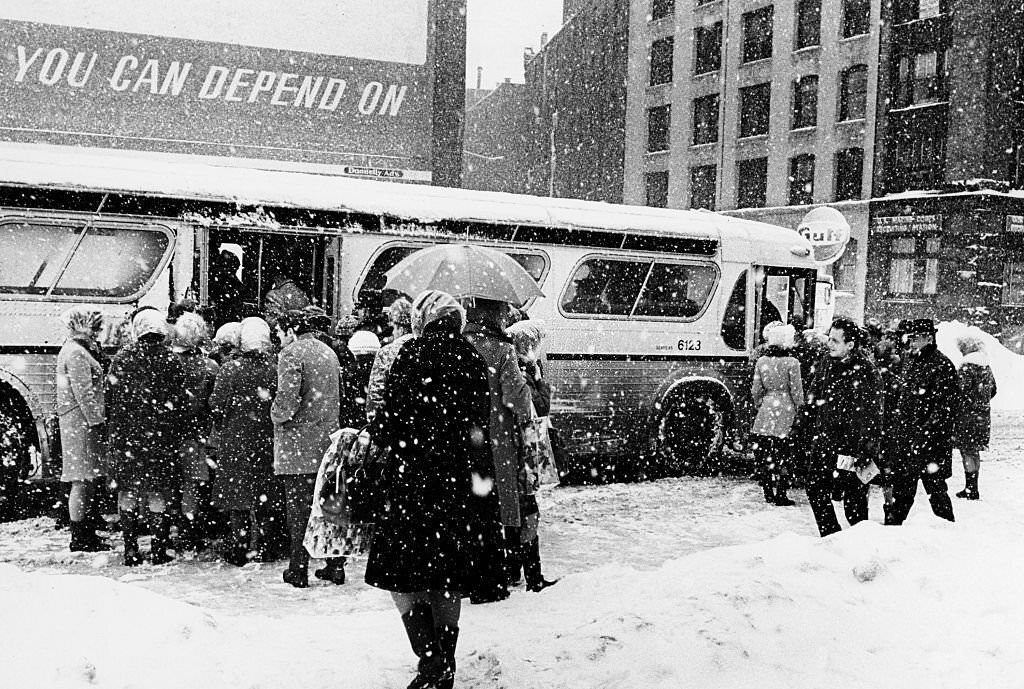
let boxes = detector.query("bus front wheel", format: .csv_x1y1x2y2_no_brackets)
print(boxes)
652,392,725,476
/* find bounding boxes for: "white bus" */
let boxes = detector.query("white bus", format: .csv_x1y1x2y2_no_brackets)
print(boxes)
0,144,817,489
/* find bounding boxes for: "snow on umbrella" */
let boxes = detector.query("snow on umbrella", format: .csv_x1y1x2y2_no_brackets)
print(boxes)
383,243,544,307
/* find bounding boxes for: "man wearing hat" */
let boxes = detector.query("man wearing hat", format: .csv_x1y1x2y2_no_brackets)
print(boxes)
888,318,958,525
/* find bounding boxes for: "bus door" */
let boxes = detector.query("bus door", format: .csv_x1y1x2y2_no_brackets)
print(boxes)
200,227,329,327
753,266,817,341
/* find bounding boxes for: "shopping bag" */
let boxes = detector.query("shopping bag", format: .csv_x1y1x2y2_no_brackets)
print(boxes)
303,428,375,559
522,415,559,487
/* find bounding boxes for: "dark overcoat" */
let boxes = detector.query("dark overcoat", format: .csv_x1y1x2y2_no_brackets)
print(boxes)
806,350,882,481
364,324,492,594
954,351,997,452
897,343,960,479
105,339,187,492
209,350,277,510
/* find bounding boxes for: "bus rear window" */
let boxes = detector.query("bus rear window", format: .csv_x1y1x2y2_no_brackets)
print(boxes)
0,220,170,299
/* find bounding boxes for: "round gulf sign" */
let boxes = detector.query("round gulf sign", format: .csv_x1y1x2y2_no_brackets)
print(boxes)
797,207,851,265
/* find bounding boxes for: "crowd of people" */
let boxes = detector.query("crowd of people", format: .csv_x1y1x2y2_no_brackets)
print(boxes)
749,314,997,536
54,284,563,689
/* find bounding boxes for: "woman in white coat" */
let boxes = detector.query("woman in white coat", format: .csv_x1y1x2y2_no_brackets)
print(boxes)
56,307,110,551
750,324,804,506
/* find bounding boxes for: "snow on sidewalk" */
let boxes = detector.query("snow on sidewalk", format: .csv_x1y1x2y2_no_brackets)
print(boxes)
2,414,1023,689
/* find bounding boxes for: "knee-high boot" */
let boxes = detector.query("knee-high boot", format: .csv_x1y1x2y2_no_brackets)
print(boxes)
435,625,460,689
149,512,174,565
401,603,444,689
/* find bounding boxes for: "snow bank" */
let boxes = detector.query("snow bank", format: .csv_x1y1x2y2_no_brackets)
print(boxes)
3,509,1022,689
937,320,1024,409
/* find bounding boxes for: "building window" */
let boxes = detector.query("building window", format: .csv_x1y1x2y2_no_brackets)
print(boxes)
692,94,720,145
646,171,670,207
789,154,815,205
650,37,674,86
889,133,945,190
690,165,717,210
739,83,771,138
839,64,868,120
888,236,940,296
742,7,774,63
795,0,821,49
792,75,818,129
737,157,768,208
1003,262,1024,305
894,0,942,23
834,147,864,200
651,0,675,20
842,0,870,37
647,104,671,152
694,23,722,74
832,237,858,292
895,50,945,107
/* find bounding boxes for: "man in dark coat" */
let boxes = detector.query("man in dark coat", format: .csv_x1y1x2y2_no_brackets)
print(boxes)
887,319,958,525
106,307,187,565
365,290,492,689
805,317,882,537
270,309,341,587
263,274,310,330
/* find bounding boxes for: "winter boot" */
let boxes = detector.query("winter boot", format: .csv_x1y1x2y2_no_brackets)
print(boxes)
148,513,175,565
522,538,558,593
314,557,346,585
401,603,444,689
761,484,775,503
956,472,980,500
121,511,144,567
69,521,111,552
435,625,460,689
282,568,309,588
773,490,796,507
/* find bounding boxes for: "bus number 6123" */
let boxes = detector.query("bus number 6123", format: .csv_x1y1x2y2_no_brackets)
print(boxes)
677,339,701,352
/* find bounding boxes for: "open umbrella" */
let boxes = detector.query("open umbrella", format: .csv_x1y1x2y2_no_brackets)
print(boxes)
383,244,544,307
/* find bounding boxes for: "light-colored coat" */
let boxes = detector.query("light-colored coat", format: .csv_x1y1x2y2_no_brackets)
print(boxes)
464,323,532,527
271,333,340,475
751,352,804,438
56,338,106,481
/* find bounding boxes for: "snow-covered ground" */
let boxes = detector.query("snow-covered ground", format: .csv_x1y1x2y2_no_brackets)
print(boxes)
2,411,1023,689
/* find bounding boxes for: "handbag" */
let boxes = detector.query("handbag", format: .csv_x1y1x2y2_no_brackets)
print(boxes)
303,428,376,559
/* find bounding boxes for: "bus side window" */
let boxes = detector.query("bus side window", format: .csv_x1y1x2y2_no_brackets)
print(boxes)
561,258,648,316
721,271,747,350
634,262,717,319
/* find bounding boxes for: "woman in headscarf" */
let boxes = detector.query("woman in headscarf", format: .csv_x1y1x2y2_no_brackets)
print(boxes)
954,335,997,500
106,307,187,566
365,290,491,689
56,307,110,552
171,312,219,551
365,297,414,423
209,317,278,565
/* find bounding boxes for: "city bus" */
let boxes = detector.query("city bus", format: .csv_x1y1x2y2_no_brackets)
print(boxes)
0,143,817,491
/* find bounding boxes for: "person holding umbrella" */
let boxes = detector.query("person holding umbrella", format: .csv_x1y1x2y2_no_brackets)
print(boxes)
383,243,546,604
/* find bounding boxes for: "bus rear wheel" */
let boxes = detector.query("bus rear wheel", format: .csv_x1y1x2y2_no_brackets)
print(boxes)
653,393,725,477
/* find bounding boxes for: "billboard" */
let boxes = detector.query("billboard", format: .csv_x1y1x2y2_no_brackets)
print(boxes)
0,0,437,181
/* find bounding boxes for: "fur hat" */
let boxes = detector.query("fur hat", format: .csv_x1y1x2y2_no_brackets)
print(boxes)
387,297,413,331
766,323,796,349
173,312,208,350
239,317,272,352
60,307,103,338
348,330,382,356
412,290,466,336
